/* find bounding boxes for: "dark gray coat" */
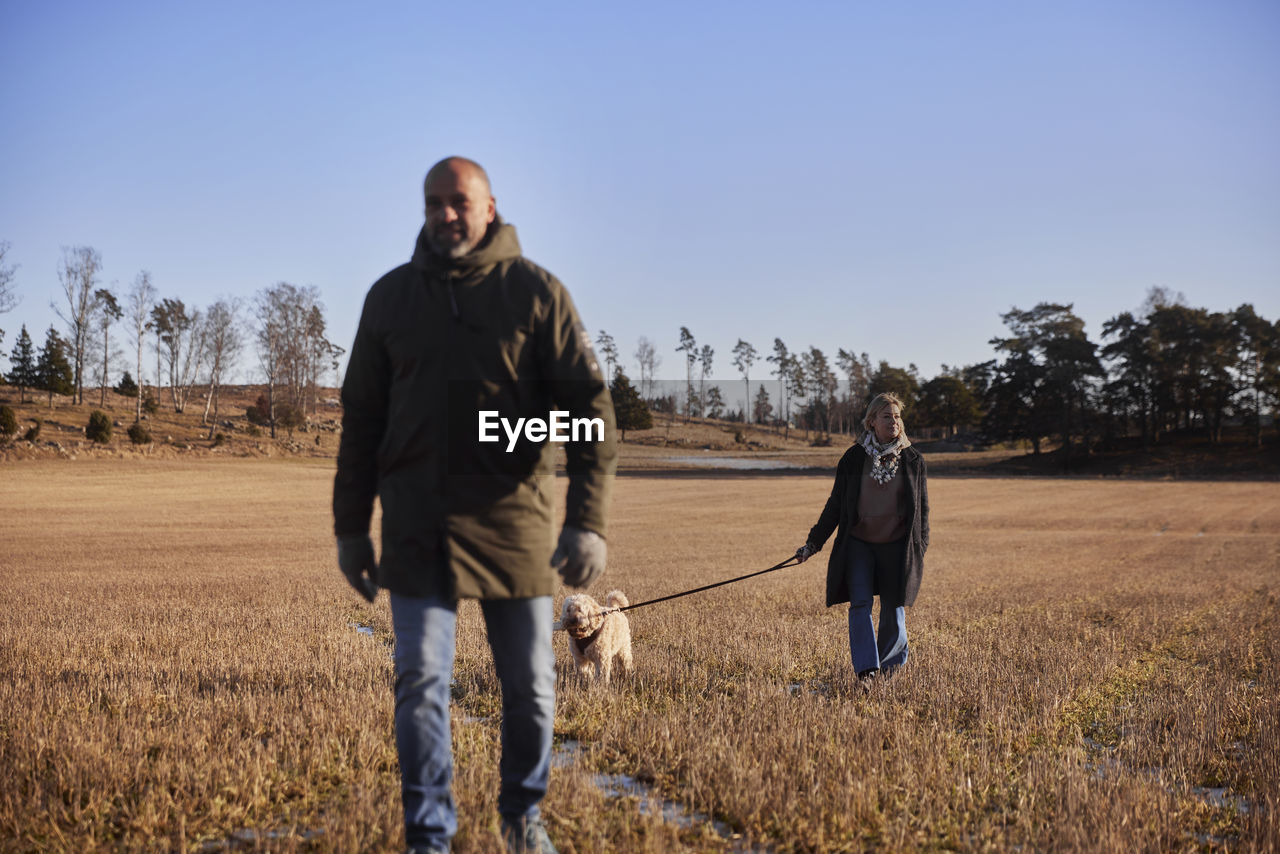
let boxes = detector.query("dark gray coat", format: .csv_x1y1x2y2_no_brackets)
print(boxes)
805,444,930,608
334,219,616,601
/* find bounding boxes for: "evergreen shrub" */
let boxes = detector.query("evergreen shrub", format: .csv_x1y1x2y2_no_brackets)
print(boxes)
0,405,16,438
245,394,271,426
86,411,113,443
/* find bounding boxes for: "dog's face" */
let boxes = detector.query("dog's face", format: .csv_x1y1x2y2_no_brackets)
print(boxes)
560,594,604,639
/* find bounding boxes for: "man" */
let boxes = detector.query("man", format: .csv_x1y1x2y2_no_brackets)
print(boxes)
334,156,616,854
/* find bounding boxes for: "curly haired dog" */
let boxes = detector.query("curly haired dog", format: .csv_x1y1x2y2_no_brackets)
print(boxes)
560,590,633,682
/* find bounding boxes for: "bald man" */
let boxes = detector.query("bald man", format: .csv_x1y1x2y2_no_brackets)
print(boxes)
334,157,617,854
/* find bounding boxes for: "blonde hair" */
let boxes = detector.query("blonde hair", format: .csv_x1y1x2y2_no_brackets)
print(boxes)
861,392,909,442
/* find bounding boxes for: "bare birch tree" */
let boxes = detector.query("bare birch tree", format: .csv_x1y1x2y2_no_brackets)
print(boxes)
152,306,164,401
252,282,339,436
54,245,102,404
200,298,244,432
254,283,310,432
151,298,206,412
92,288,123,406
178,310,209,413
127,272,156,424
0,241,19,340
254,287,285,438
634,336,659,400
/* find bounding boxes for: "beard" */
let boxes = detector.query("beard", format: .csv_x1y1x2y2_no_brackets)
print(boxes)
427,213,492,259
428,226,477,259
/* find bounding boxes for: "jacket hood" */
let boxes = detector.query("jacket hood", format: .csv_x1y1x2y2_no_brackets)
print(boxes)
410,215,523,276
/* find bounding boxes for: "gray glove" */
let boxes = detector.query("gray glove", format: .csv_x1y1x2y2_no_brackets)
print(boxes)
336,534,379,602
551,525,607,588
795,542,818,563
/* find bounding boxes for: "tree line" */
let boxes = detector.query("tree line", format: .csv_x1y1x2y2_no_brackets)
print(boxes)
598,287,1279,452
0,243,343,439
5,240,1274,455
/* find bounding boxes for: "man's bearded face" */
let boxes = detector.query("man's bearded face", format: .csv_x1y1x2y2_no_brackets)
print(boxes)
424,164,496,259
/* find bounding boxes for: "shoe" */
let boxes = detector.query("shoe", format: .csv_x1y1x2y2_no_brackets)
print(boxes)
501,815,559,854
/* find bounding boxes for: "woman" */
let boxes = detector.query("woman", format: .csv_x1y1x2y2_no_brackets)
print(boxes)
795,392,929,679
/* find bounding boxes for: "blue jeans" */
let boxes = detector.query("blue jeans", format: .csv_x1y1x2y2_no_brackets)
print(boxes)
846,537,909,676
389,592,556,850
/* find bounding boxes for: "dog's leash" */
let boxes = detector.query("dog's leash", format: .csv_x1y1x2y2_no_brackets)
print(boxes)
613,554,803,614
554,554,804,630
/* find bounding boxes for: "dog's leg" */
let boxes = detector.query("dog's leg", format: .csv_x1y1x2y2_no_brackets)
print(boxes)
569,647,592,681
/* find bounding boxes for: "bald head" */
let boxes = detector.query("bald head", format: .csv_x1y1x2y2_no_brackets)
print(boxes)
423,157,497,259
425,157,492,195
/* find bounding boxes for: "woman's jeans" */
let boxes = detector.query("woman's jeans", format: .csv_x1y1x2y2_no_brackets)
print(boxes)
846,537,909,676
389,592,556,850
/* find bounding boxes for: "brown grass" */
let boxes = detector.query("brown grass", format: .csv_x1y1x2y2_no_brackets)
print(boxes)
1,460,1277,852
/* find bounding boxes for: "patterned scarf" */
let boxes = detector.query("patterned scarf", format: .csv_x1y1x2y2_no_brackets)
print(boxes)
861,431,911,486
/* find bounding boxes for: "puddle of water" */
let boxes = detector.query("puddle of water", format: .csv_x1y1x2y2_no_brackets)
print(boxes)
591,770,733,835
663,455,816,471
197,826,323,852
1081,739,1253,815
554,739,768,848
1191,786,1252,814
1195,833,1231,846
349,622,395,661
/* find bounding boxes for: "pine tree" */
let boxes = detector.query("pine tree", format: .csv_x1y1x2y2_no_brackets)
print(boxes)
36,326,74,407
8,324,37,403
705,385,725,419
113,370,139,398
753,384,773,425
610,371,652,441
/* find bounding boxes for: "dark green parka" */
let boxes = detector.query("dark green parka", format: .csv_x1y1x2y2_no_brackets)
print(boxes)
334,218,617,600
806,443,930,608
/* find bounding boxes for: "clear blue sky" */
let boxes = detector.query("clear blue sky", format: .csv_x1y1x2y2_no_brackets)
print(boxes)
2,0,1277,390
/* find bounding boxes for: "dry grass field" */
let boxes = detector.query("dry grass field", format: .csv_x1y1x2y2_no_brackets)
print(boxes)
1,459,1277,852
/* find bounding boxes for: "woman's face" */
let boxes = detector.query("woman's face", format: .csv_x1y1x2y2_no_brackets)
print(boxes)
872,404,903,442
